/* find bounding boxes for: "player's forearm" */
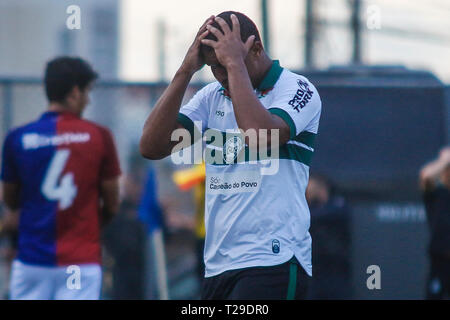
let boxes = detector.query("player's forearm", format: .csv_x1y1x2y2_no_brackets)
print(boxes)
140,68,193,159
227,63,281,147
0,210,19,236
2,182,21,211
3,198,20,211
100,205,118,228
98,178,120,227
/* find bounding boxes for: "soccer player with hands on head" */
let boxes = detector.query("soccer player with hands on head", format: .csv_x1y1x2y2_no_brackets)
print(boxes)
141,11,322,300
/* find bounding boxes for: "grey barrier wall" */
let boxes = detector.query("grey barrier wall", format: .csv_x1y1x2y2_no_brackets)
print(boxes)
303,66,448,299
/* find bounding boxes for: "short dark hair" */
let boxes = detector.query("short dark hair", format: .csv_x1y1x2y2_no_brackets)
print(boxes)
200,11,262,55
44,56,98,102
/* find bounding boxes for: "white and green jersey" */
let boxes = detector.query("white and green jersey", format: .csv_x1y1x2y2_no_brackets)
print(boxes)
177,61,321,277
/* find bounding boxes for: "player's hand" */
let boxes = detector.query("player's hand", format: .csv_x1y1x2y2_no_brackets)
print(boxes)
179,15,214,75
439,146,450,164
201,14,255,69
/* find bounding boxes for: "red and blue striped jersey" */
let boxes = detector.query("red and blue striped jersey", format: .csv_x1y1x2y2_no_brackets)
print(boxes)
1,111,121,266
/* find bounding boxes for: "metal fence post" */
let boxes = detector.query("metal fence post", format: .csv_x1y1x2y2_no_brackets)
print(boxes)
2,81,13,137
446,86,450,144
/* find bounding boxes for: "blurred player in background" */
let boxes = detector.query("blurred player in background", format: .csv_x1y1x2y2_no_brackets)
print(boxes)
306,173,352,299
0,57,121,300
140,11,321,299
420,146,450,300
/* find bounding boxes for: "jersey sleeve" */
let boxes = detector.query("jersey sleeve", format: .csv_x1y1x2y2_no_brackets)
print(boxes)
99,127,121,181
177,85,211,141
1,131,19,183
268,76,321,140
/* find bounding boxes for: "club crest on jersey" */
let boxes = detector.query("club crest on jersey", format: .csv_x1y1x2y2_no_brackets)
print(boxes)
218,87,231,100
288,79,314,112
272,239,280,254
223,136,243,164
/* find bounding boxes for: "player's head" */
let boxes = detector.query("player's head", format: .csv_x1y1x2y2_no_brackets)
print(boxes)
200,11,266,91
44,56,98,116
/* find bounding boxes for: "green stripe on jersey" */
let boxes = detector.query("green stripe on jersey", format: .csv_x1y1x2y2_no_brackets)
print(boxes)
204,127,314,166
205,141,313,166
268,108,297,140
257,60,284,91
293,131,316,149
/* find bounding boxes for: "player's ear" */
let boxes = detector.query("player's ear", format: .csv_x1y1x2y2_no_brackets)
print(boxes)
250,40,264,56
65,86,81,105
68,86,80,97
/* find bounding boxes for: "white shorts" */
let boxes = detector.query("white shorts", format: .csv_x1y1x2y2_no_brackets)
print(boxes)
10,260,102,300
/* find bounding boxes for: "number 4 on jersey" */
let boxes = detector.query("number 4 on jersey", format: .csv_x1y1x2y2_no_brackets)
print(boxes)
41,149,77,210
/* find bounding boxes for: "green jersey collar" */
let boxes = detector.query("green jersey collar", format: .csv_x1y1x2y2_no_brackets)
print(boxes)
257,60,283,91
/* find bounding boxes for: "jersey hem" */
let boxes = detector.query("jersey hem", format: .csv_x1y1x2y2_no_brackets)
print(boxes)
16,257,101,268
204,251,312,278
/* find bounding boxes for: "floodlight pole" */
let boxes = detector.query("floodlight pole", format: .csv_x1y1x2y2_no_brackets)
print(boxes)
304,0,314,67
261,0,271,56
351,0,362,64
157,19,166,81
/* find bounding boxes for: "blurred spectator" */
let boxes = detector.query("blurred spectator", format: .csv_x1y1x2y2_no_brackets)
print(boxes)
102,150,149,300
306,173,352,299
419,146,450,300
172,162,206,281
138,165,164,235
0,186,19,299
138,163,175,300
102,194,147,299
